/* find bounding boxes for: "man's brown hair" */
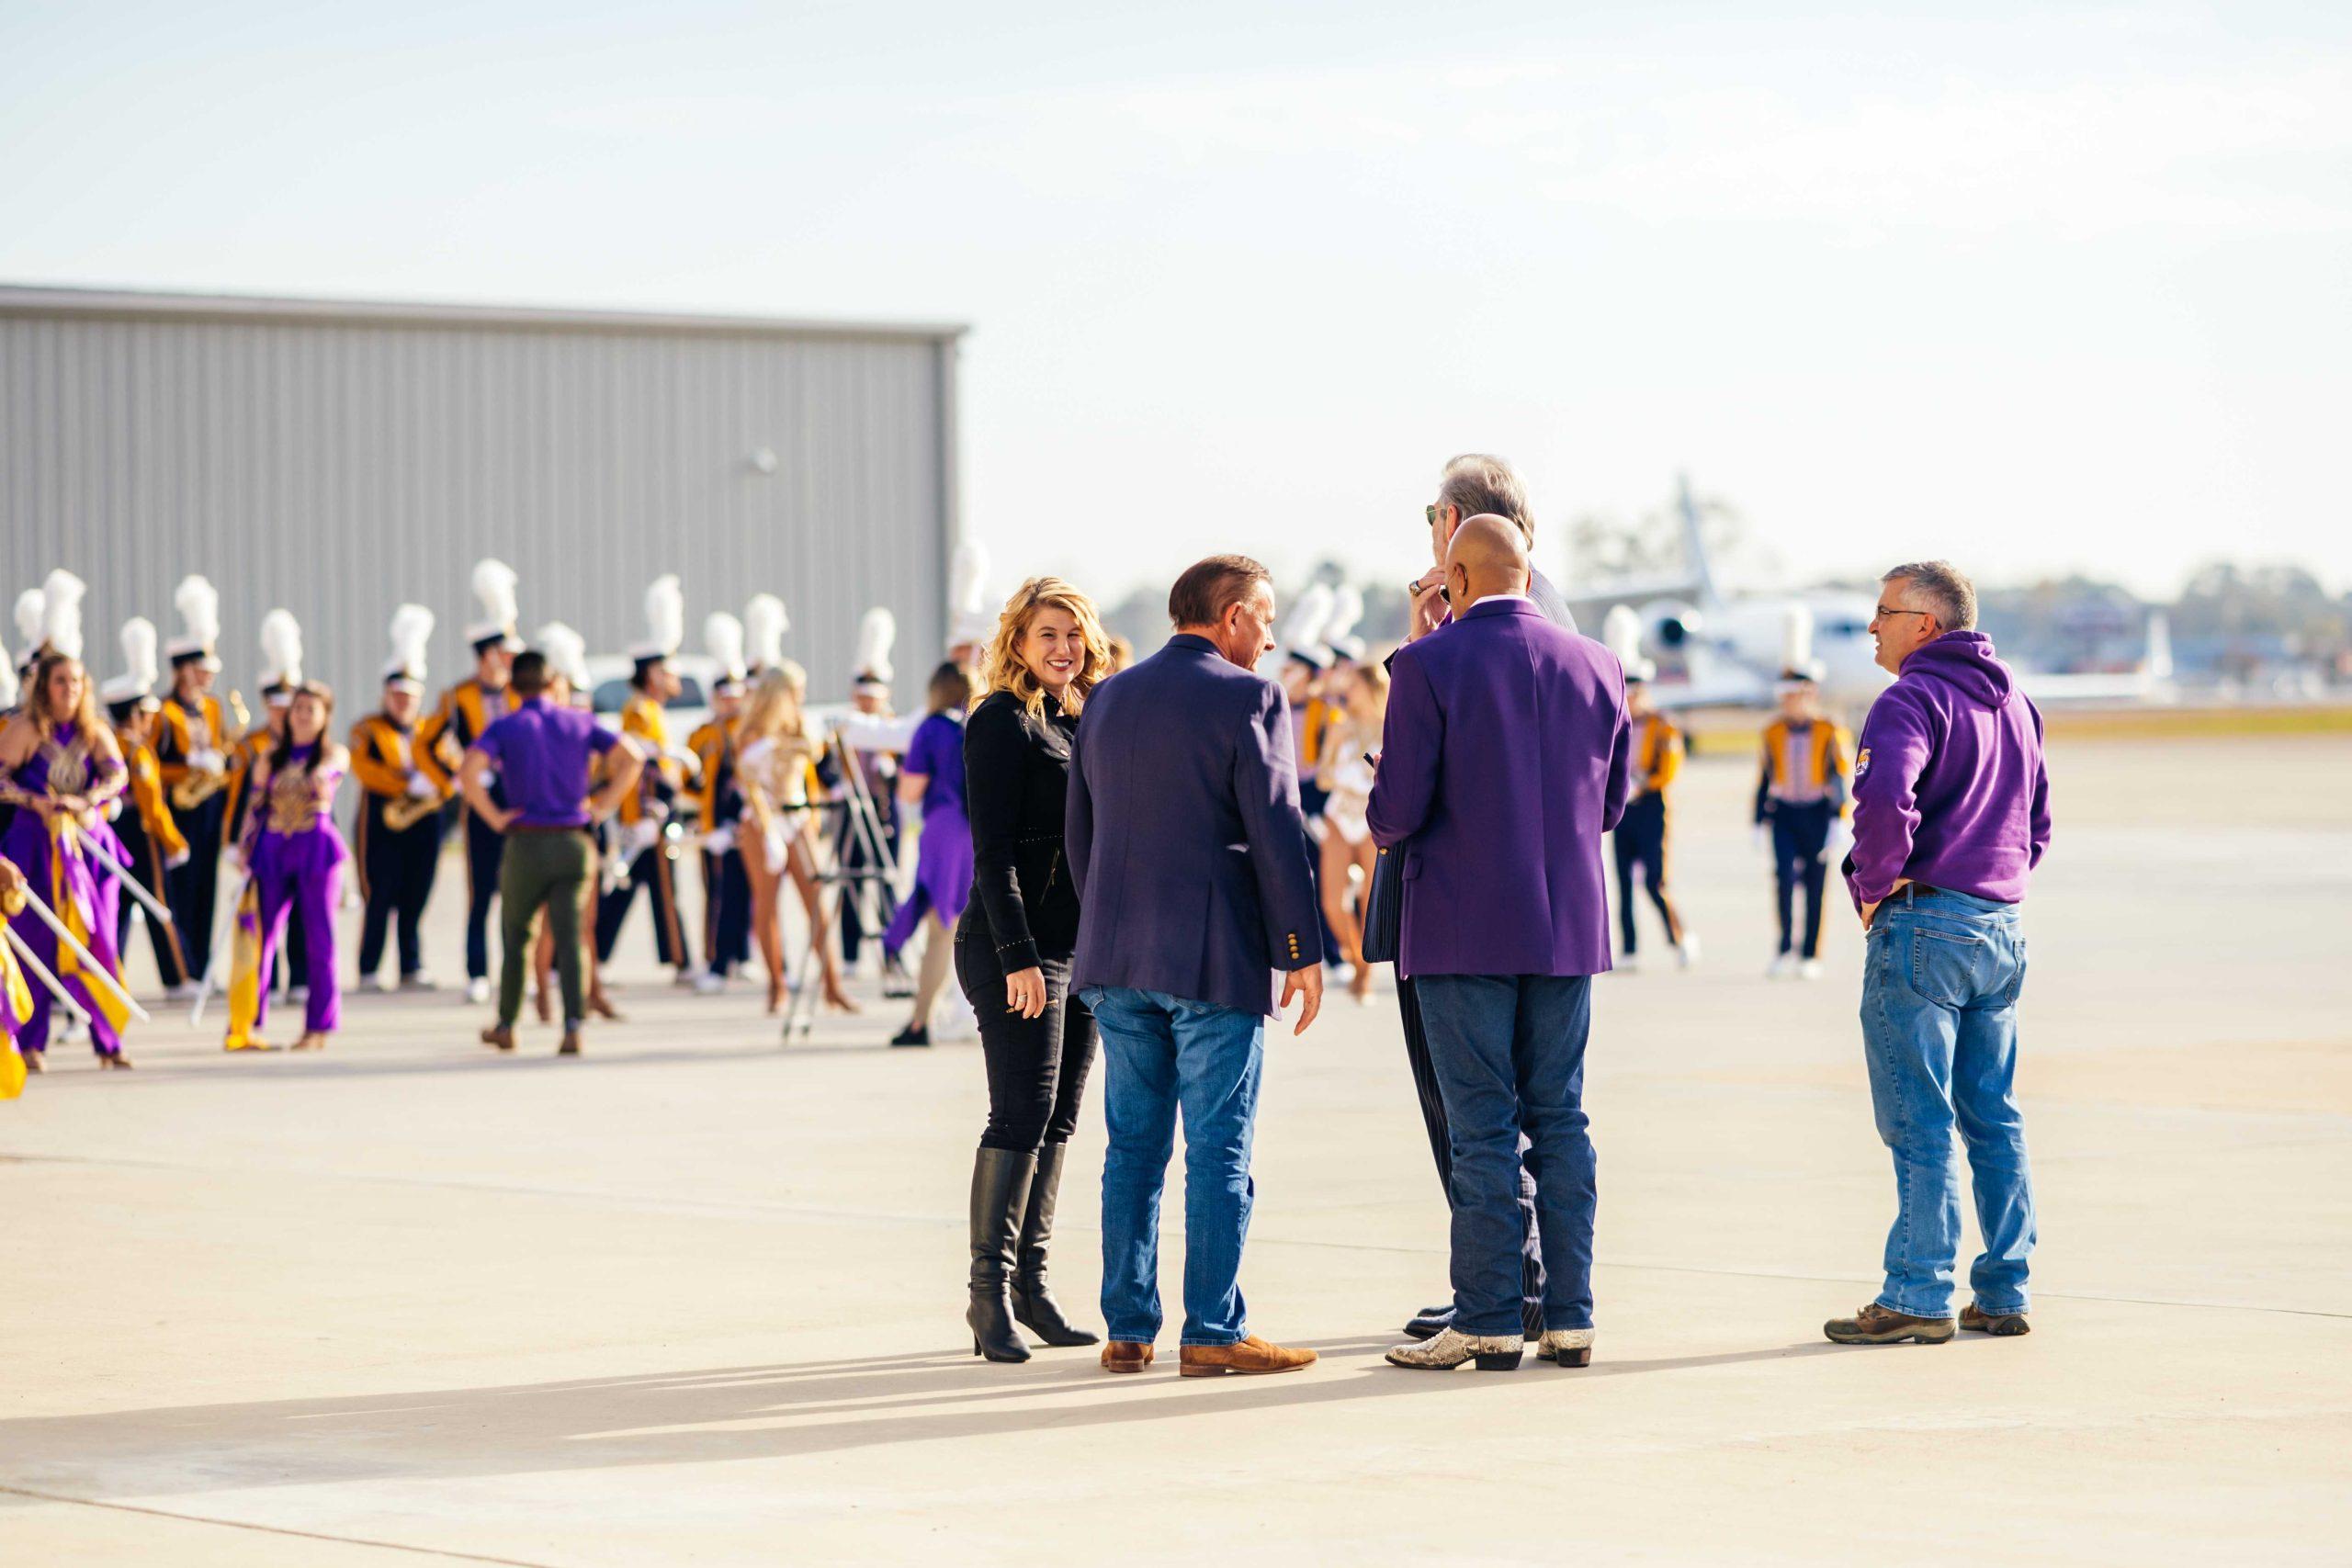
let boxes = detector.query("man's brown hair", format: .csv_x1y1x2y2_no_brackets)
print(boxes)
1169,554,1272,629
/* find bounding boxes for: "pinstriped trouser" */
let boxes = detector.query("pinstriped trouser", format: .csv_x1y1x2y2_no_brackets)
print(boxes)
1398,973,1547,1337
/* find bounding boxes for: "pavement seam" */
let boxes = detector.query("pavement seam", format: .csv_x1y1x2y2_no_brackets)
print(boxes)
0,1483,559,1566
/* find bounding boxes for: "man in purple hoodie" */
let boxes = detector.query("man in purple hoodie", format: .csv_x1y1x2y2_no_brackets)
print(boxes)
1826,560,2051,1347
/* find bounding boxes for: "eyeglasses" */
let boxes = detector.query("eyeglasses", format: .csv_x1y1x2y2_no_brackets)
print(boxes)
1872,605,1932,621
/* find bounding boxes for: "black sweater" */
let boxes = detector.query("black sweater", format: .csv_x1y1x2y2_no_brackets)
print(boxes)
956,690,1081,972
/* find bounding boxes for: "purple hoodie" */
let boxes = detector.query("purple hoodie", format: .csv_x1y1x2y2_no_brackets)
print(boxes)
1845,631,2050,909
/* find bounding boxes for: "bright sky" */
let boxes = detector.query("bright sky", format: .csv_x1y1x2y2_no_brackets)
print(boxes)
4,2,2346,604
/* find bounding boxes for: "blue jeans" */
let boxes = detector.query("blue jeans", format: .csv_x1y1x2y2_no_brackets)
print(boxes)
1415,974,1596,1335
1082,986,1266,1347
1862,886,2036,1317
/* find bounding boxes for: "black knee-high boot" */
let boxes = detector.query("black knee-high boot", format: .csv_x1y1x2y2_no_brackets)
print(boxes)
1011,1142,1099,1348
967,1147,1035,1363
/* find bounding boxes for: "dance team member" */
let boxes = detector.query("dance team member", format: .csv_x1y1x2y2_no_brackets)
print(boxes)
222,681,349,1052
1313,658,1388,1002
0,649,134,1069
882,660,976,1048
736,663,857,1016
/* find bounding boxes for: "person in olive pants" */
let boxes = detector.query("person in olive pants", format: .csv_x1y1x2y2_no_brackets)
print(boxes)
458,650,643,1055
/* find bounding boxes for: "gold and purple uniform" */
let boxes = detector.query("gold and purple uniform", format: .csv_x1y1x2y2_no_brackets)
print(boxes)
1612,711,1687,956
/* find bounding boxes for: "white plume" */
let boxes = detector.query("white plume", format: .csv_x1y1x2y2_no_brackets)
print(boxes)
950,540,989,617
14,588,45,652
744,593,789,668
1602,605,1644,666
0,660,17,710
175,574,221,649
1321,584,1364,649
704,612,745,678
854,606,897,683
388,603,435,680
1780,604,1815,674
641,574,684,658
534,621,589,692
119,616,160,693
41,570,87,660
1279,581,1335,654
1602,604,1654,682
259,608,305,686
470,558,520,630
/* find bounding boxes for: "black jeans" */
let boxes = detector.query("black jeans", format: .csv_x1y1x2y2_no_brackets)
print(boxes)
956,929,1098,1154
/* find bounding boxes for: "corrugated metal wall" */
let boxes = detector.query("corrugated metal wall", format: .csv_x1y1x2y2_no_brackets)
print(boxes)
1,299,957,712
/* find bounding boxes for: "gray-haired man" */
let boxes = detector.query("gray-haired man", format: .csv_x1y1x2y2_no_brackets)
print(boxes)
1825,560,2050,1346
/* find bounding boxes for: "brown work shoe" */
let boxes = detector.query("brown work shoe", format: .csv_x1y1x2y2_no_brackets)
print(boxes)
1960,1302,2030,1337
1101,1341,1154,1374
1824,1303,1954,1345
1179,1335,1317,1378
480,1025,515,1053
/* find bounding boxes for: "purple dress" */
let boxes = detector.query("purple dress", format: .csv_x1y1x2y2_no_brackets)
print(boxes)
2,724,130,1057
235,741,350,1037
882,711,972,957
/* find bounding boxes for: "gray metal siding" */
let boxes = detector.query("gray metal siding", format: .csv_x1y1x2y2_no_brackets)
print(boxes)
1,303,956,710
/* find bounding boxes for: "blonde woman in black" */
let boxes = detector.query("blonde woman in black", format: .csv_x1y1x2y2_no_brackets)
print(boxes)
959,577,1111,1362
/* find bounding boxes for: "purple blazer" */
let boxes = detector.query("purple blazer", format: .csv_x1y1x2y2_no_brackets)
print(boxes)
1068,634,1325,1017
1367,596,1632,978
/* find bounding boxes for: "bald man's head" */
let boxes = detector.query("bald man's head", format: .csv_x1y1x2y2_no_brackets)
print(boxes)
1446,513,1532,612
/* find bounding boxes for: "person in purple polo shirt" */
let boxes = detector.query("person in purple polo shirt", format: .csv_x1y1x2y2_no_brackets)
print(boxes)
457,649,643,1057
1370,516,1630,1373
1825,559,2052,1347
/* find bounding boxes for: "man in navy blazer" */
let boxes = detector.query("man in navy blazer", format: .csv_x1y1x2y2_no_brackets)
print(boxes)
1069,553,1326,1378
1369,516,1630,1372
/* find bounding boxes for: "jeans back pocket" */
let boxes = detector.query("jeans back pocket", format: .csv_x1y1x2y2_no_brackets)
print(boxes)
1908,925,1988,1008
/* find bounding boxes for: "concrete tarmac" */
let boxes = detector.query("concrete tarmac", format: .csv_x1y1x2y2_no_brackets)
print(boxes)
4,736,2348,1564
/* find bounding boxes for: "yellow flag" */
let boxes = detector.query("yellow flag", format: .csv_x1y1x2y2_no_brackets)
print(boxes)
0,938,29,1101
223,880,267,1050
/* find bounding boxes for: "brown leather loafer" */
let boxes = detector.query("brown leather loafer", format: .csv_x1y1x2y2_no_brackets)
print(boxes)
1178,1335,1317,1378
480,1025,515,1053
1824,1303,1954,1345
1960,1302,2030,1337
1101,1341,1153,1374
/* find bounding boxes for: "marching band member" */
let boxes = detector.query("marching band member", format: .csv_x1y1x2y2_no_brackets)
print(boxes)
1,646,135,1069
12,586,45,693
417,560,524,1006
594,574,694,984
882,660,977,1046
156,575,236,997
1755,612,1851,980
221,681,348,1052
837,607,900,977
738,662,856,1015
1602,607,1697,973
690,613,752,994
99,615,193,991
350,605,446,992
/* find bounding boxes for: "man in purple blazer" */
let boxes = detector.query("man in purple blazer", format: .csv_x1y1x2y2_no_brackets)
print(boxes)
1068,554,1327,1379
1369,516,1630,1372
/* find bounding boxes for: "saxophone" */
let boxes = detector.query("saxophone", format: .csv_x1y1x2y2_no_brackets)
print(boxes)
168,690,249,809
382,791,443,832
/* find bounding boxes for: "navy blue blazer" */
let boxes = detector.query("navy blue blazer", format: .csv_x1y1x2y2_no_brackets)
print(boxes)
1068,634,1325,1017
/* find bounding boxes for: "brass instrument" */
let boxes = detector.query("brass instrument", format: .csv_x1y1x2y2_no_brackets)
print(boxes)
167,690,247,809
382,792,444,832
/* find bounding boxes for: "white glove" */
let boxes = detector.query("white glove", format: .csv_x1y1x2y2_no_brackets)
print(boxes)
405,772,438,799
622,819,660,860
225,844,245,874
705,824,736,856
166,848,191,870
190,747,224,773
1753,824,1770,856
1821,818,1855,865
104,798,124,821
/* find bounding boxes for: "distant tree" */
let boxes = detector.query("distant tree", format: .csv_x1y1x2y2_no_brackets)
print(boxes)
1565,487,1779,587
